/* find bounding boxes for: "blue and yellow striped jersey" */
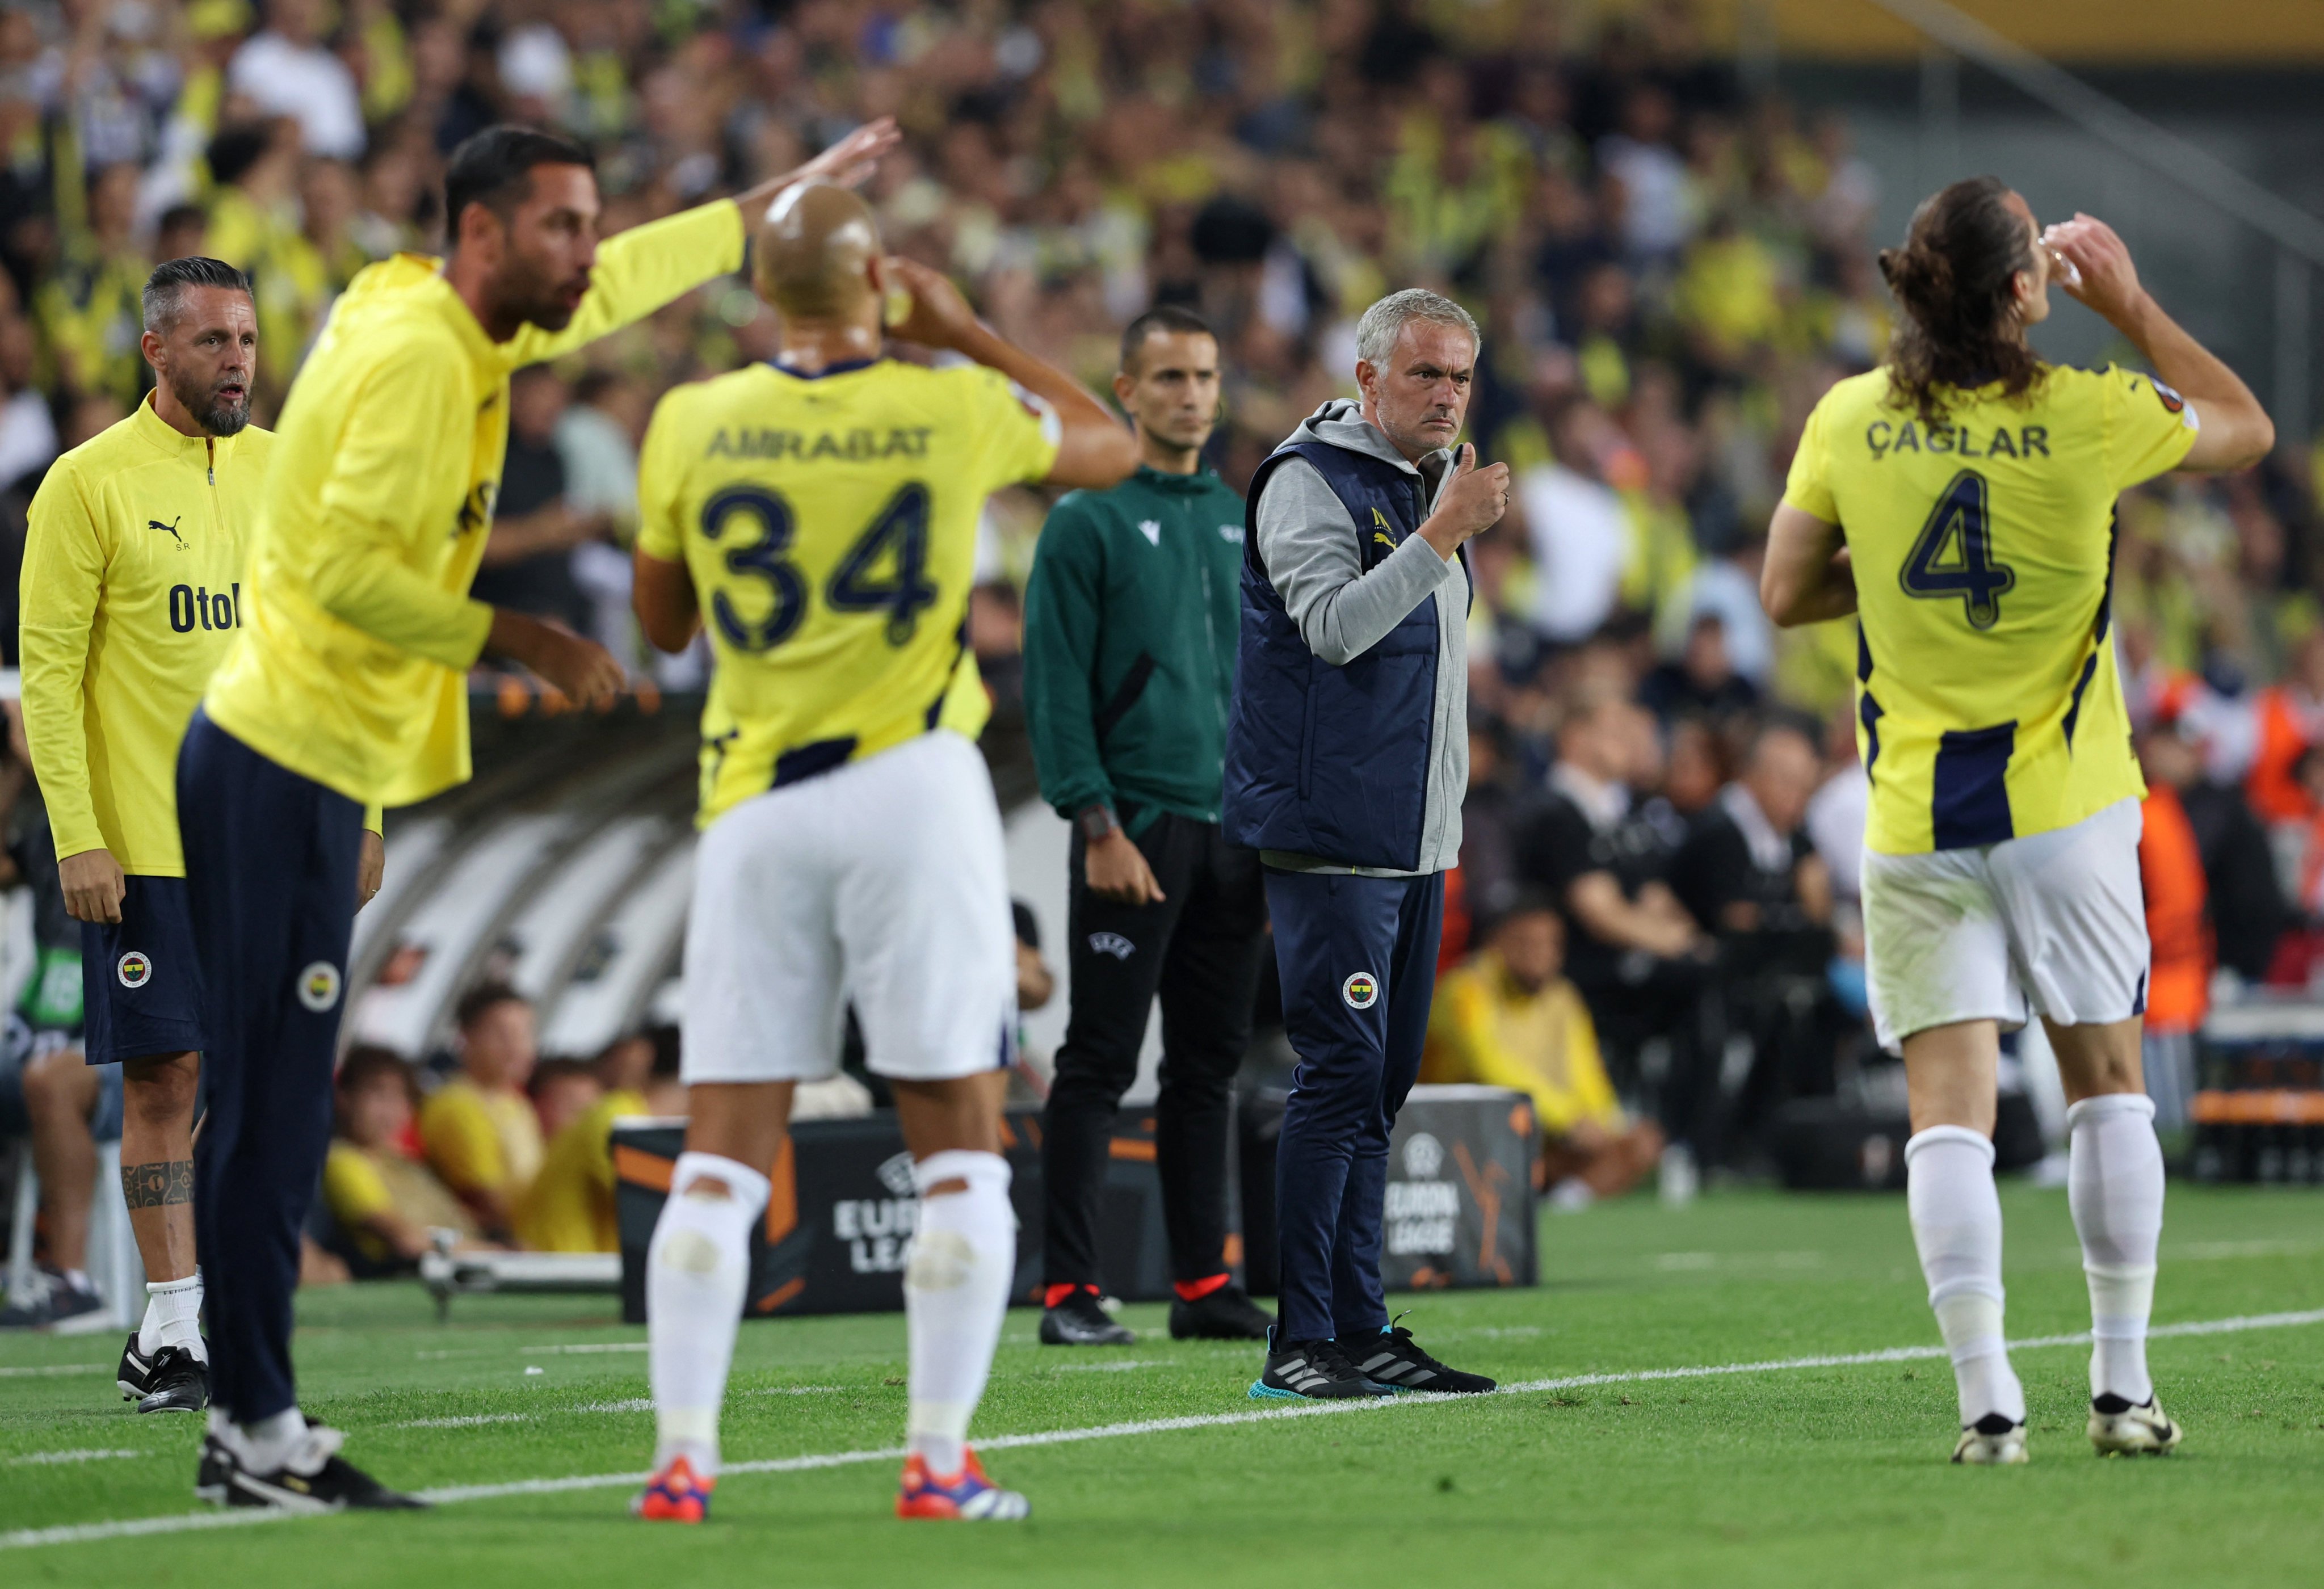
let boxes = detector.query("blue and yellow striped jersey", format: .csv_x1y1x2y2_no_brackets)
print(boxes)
1784,363,2197,855
637,358,1059,825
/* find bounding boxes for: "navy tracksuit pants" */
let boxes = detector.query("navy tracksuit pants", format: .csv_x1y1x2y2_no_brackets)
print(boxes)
1264,866,1443,1344
178,711,364,1424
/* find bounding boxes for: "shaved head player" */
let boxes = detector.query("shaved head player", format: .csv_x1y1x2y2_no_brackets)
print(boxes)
628,182,1136,1523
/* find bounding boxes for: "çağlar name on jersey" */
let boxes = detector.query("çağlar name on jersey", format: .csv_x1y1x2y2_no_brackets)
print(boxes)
1783,363,2199,857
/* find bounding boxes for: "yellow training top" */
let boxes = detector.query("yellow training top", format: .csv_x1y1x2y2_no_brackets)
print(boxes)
637,358,1059,824
1423,954,1622,1137
1784,363,2197,855
20,398,276,873
417,1077,544,1207
512,1087,646,1253
201,199,746,808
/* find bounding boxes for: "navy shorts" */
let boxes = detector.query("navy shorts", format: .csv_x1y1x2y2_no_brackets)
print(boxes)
81,876,205,1065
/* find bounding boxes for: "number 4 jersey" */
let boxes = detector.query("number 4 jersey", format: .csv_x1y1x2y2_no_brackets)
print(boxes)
1784,363,2198,855
637,358,1060,825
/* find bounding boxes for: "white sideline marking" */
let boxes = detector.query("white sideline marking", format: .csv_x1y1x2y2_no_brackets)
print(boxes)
396,1414,531,1430
521,1342,648,1355
0,1363,107,1378
9,1450,144,1466
9,1306,2323,1552
1054,1360,1162,1373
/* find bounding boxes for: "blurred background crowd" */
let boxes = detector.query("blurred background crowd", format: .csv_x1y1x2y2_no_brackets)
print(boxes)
3,0,2322,1247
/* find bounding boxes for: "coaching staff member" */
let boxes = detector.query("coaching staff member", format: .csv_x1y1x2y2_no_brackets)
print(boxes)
1023,306,1274,1347
1225,289,1506,1399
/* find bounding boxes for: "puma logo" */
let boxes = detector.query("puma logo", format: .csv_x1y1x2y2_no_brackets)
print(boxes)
148,516,186,548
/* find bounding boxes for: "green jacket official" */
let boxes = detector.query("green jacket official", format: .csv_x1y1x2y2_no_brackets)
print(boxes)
1022,463,1247,830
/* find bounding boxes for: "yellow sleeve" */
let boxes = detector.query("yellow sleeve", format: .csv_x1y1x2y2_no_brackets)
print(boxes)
2104,364,2200,490
18,461,110,861
301,337,497,669
1781,394,1839,523
502,200,745,368
363,803,384,835
966,366,1064,494
323,1142,393,1226
419,1088,506,1196
634,389,691,563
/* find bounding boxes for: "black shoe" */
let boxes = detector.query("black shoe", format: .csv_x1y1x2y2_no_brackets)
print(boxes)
1248,1328,1392,1399
195,1432,231,1504
1039,1288,1135,1346
222,1426,427,1512
0,1267,106,1331
119,1332,158,1400
1169,1283,1273,1341
1343,1325,1497,1394
136,1346,209,1413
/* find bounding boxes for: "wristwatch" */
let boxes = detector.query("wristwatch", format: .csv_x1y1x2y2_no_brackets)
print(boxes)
1077,805,1123,843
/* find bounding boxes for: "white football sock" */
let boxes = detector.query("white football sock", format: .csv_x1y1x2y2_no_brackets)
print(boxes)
905,1150,1015,1478
2067,1091,2163,1405
230,1406,309,1474
141,1269,205,1360
647,1151,769,1477
1906,1125,2025,1427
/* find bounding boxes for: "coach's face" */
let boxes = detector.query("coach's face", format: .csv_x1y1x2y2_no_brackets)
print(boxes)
1358,319,1475,463
489,162,603,333
144,286,257,437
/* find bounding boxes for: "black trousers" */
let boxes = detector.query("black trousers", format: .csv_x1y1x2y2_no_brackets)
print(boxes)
1042,812,1269,1290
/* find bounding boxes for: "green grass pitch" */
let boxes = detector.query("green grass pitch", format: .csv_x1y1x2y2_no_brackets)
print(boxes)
5,1184,2322,1587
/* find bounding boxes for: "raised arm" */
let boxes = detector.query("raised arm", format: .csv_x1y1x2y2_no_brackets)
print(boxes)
2045,213,2275,472
1253,457,1468,666
882,258,1137,491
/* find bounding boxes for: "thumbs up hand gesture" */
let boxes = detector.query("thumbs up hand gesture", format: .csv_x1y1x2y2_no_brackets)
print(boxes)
1421,443,1511,560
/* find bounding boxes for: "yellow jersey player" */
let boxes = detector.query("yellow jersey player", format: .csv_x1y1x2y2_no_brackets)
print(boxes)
174,120,899,1513
627,182,1134,1525
1763,178,2273,1465
14,258,380,1403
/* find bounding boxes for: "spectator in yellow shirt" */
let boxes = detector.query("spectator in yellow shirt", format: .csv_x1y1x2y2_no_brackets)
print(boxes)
322,1047,484,1272
418,982,544,1238
515,1034,671,1253
1423,895,1664,1208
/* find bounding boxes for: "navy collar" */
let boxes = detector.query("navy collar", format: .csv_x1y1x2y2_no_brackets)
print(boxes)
768,356,881,380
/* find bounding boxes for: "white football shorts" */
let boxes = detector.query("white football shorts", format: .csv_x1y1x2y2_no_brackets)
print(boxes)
680,729,1015,1084
1862,796,2149,1055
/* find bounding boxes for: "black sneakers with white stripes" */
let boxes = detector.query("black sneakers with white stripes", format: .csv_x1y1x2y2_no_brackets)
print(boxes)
1343,1325,1498,1395
120,1334,209,1413
1248,1329,1394,1400
198,1422,427,1511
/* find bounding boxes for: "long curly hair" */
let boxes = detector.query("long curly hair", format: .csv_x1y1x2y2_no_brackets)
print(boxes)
1878,175,2048,427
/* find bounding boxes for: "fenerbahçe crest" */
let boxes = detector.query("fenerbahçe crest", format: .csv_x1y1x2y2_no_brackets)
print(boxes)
116,951,152,989
1342,971,1379,1010
297,961,343,1013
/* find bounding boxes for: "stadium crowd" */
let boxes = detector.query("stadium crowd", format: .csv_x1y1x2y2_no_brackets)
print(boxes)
4,0,2324,1279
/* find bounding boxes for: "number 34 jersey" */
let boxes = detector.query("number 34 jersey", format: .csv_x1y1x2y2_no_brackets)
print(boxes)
1784,363,2197,855
637,358,1060,826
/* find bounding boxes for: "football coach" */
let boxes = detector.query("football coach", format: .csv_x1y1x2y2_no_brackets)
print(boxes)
1225,288,1508,1401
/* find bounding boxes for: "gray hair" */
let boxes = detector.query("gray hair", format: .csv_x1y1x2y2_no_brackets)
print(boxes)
1355,288,1480,370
